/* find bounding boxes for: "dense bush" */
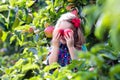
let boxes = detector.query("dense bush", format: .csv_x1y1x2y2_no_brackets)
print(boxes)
0,0,120,80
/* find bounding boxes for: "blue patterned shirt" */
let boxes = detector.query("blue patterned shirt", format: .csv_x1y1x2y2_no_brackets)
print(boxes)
47,43,87,67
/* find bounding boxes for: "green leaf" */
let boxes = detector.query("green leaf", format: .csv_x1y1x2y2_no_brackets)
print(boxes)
26,13,33,24
43,63,60,72
100,53,117,60
10,35,16,44
83,5,101,36
95,13,110,40
26,1,35,7
12,74,25,80
0,14,8,31
22,63,39,73
5,68,11,74
45,1,52,5
0,14,6,24
110,25,120,51
109,64,120,79
33,17,40,26
1,74,9,80
30,76,42,80
7,9,16,30
90,44,105,53
14,59,24,68
15,0,26,7
82,0,88,5
0,5,8,12
12,17,20,30
14,25,30,30
1,31,8,42
9,0,16,6
0,22,8,31
67,60,85,70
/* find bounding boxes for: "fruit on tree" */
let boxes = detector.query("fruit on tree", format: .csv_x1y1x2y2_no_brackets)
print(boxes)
64,29,73,36
57,29,73,36
29,27,34,33
58,29,64,36
44,26,54,38
67,0,74,2
66,3,75,11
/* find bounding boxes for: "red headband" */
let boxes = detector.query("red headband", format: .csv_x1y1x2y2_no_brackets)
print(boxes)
71,18,81,28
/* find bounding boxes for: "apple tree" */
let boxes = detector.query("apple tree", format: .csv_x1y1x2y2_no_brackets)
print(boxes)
0,0,120,80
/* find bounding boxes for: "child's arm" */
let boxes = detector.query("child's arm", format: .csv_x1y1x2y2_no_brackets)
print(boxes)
68,47,78,60
48,46,59,64
48,31,61,64
64,32,78,60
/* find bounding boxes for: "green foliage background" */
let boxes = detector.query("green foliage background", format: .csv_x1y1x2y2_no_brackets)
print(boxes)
0,0,120,80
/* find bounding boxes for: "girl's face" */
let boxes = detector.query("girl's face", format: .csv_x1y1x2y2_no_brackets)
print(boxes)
59,29,66,44
57,21,74,44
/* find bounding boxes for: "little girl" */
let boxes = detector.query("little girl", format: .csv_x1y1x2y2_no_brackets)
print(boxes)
47,12,87,67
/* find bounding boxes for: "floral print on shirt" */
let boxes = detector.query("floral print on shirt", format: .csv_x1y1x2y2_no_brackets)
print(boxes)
47,43,87,67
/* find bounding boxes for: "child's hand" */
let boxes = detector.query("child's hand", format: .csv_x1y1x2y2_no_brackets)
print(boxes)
64,31,74,47
52,30,61,47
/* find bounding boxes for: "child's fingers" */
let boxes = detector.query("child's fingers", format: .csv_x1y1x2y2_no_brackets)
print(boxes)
59,36,62,40
64,33,69,39
53,31,58,37
64,33,68,40
68,33,71,38
58,33,62,39
64,35,67,40
68,32,73,39
54,31,59,37
56,33,61,39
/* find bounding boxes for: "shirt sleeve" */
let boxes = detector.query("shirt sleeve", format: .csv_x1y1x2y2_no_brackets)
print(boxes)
81,45,87,52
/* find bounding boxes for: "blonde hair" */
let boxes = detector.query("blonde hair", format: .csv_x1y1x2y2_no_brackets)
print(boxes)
55,12,76,28
55,12,85,49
